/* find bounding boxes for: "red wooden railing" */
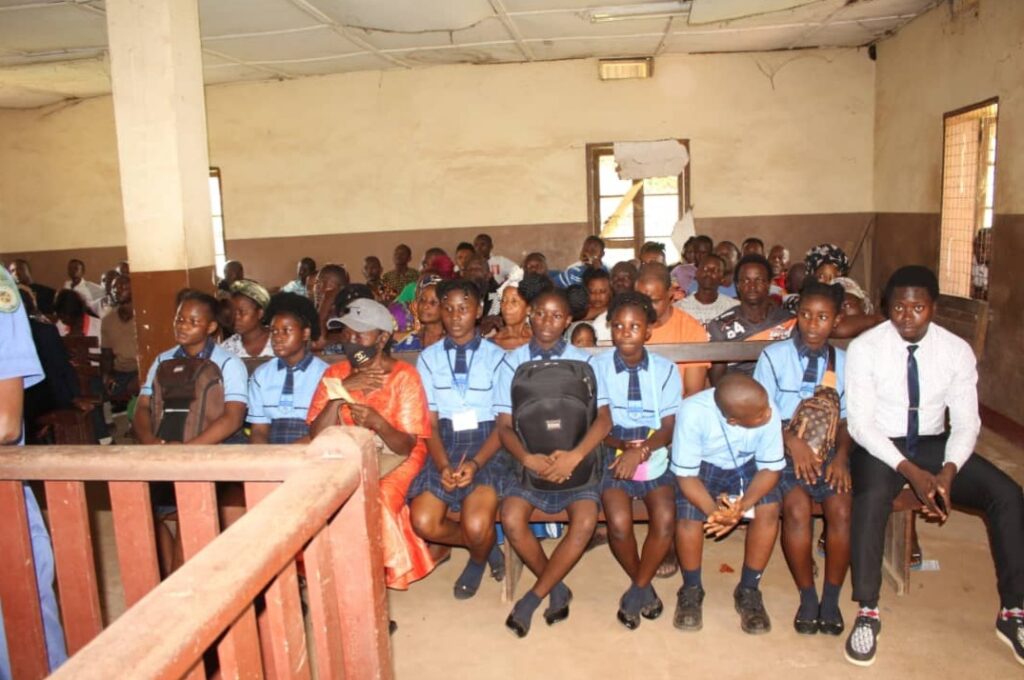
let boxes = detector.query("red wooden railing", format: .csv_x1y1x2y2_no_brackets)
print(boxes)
0,427,392,680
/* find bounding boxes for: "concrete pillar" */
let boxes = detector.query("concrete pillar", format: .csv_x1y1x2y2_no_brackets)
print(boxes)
105,0,216,375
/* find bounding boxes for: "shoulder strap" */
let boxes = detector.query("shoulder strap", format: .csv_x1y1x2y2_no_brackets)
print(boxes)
821,344,837,389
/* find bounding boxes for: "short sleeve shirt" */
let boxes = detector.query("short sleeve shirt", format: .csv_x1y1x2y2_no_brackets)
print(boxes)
417,336,507,422
753,337,847,422
670,388,785,477
494,340,603,415
0,269,44,444
141,340,249,404
248,353,329,424
648,307,711,372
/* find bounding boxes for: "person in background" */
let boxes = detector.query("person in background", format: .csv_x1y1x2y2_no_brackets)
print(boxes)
220,280,273,359
312,264,350,347
676,254,740,325
742,238,765,257
90,269,119,318
640,241,667,265
8,259,56,315
474,233,517,285
681,237,697,267
395,275,445,352
53,289,101,339
768,245,790,290
490,271,533,351
383,244,419,296
454,242,476,273
610,261,639,297
322,284,375,354
0,265,68,676
569,321,597,348
556,235,606,288
805,244,850,284
217,260,245,296
63,258,105,307
363,255,397,303
100,274,139,403
523,252,549,279
280,257,317,298
672,235,712,296
115,260,130,277
782,262,807,313
834,277,873,318
461,253,501,318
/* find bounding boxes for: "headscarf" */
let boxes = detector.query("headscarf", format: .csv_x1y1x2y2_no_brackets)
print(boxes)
425,253,456,280
804,243,850,278
834,276,874,314
230,279,270,310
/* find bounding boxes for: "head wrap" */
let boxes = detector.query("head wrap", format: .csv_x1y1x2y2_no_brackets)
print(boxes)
804,243,850,278
230,279,270,310
833,276,873,314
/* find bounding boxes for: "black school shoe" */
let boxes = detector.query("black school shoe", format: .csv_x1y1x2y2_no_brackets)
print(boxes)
844,613,881,667
543,587,573,626
996,608,1024,667
673,585,705,631
734,586,771,635
793,608,818,635
641,590,664,620
818,607,845,636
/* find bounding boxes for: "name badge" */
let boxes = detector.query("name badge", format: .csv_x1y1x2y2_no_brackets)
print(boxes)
452,409,478,432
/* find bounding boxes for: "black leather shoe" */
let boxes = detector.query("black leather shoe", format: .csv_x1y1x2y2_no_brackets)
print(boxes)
617,608,640,630
641,594,664,620
505,612,530,639
818,609,845,636
793,613,819,635
543,587,573,626
734,586,771,635
673,585,705,631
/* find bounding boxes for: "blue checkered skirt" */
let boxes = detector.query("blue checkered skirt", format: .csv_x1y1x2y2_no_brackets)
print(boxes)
268,418,310,444
777,447,840,503
675,459,781,521
504,444,602,514
407,419,510,511
600,447,676,498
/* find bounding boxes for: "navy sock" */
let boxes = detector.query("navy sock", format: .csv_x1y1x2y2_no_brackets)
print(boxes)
798,586,818,619
513,591,542,624
486,544,503,570
683,569,702,589
549,582,571,610
621,584,646,613
820,581,842,619
739,565,763,590
455,558,486,592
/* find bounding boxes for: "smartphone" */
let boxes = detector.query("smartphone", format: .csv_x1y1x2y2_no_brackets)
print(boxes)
932,491,947,515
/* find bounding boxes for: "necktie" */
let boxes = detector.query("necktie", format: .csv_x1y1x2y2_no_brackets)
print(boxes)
626,366,642,402
282,367,295,397
906,344,919,457
454,346,468,375
802,352,820,385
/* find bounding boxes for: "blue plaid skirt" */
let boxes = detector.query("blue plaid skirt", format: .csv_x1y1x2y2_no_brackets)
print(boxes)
600,445,676,498
407,419,510,511
676,459,781,522
777,449,840,503
504,476,601,515
268,418,310,444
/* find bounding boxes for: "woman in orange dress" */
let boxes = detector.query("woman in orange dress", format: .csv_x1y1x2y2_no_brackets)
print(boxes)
307,298,436,589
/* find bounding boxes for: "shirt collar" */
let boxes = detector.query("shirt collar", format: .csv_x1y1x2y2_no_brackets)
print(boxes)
613,349,649,373
277,351,314,372
529,338,566,359
443,334,482,352
174,338,216,360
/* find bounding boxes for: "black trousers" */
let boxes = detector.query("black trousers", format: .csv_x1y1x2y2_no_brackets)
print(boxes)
850,435,1024,606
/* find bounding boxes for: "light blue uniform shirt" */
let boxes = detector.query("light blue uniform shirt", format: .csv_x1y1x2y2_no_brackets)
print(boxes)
670,388,785,477
141,340,249,405
753,338,847,421
494,339,603,415
417,336,506,422
593,349,683,478
248,354,328,424
0,268,68,676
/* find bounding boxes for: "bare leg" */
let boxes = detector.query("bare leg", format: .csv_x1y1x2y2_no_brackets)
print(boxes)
410,492,466,547
603,488,639,581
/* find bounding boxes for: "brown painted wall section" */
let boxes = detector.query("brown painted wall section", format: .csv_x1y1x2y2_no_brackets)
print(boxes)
980,214,1024,424
869,213,941,304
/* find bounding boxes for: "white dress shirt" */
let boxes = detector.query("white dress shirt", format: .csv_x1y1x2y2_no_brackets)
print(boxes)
846,320,980,471
63,279,106,305
488,254,518,285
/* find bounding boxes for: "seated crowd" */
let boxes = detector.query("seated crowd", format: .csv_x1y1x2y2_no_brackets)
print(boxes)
5,231,1023,671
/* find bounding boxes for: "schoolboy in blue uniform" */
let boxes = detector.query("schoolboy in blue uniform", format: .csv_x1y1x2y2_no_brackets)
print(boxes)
0,266,67,678
409,279,508,600
497,281,612,638
753,280,852,636
671,373,784,635
594,292,682,630
248,293,328,444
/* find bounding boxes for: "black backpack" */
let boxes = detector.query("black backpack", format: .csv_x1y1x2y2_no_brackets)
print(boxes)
511,359,599,492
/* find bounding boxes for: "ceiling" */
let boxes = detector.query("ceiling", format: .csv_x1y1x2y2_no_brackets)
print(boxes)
0,0,940,108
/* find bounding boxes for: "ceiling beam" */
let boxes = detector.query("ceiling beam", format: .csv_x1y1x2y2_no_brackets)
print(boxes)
488,0,534,61
285,0,412,69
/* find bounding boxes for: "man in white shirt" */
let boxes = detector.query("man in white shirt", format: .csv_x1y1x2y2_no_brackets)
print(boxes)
474,233,517,286
844,265,1024,668
62,258,105,307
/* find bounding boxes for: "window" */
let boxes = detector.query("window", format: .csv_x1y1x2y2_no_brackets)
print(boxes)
939,99,998,300
209,167,227,278
586,141,690,267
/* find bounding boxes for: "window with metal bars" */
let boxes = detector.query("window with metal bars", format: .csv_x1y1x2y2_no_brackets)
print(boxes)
209,168,228,278
939,99,998,300
586,142,690,268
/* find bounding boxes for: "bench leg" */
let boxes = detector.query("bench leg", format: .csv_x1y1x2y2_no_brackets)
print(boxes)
502,538,523,604
881,509,912,596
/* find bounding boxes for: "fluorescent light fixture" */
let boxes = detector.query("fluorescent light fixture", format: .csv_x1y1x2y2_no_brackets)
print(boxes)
599,57,654,80
586,1,692,23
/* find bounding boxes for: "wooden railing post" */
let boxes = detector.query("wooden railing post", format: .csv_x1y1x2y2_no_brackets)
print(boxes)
328,433,393,680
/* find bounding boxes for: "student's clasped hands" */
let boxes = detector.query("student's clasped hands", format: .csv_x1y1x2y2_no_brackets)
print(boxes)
523,451,578,484
704,494,745,538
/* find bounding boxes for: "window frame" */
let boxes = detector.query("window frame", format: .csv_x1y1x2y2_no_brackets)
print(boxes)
209,167,228,278
585,140,691,258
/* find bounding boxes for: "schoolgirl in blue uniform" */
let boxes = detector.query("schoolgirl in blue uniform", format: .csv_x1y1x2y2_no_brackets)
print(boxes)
409,279,508,600
496,278,612,638
594,292,682,630
248,293,328,444
753,280,852,635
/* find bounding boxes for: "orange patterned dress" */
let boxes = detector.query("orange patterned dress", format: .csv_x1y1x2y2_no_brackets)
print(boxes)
307,359,436,590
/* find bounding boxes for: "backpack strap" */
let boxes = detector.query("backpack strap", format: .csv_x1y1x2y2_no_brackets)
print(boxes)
821,344,837,389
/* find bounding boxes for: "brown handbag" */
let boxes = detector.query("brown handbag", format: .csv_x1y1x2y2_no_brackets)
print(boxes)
785,345,841,463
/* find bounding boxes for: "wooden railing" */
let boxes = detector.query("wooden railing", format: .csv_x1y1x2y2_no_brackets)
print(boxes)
0,427,392,680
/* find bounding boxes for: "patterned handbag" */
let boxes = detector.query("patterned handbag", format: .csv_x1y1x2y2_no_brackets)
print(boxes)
785,345,841,463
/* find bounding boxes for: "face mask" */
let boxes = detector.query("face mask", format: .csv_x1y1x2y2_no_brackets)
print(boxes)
342,341,378,367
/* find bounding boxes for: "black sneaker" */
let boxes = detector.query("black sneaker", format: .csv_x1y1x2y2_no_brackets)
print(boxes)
844,610,882,667
996,608,1024,667
673,585,705,631
734,585,771,634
